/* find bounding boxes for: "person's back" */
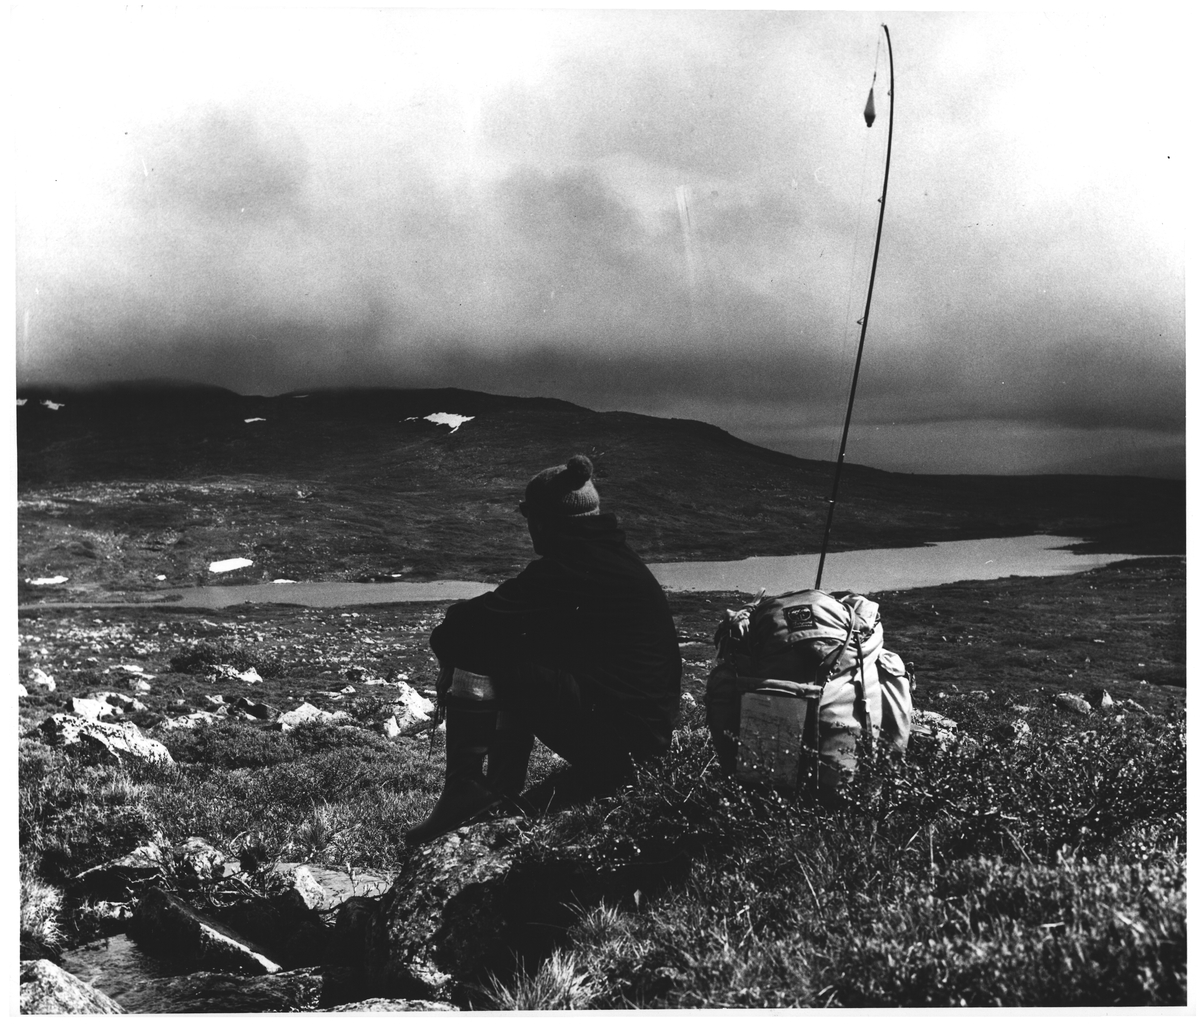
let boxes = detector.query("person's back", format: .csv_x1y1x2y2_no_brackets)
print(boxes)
408,455,682,845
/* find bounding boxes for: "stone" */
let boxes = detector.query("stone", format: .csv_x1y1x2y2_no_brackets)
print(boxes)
272,863,393,913
391,682,435,730
39,713,174,766
230,695,280,720
28,666,57,692
381,716,402,739
327,895,379,968
20,959,127,1014
130,886,283,975
1087,687,1115,711
990,719,1032,747
173,837,229,881
72,843,167,901
363,815,618,1000
1054,692,1092,716
909,709,970,756
70,696,119,721
87,691,147,714
160,710,223,730
278,702,351,731
322,997,459,1012
18,682,28,697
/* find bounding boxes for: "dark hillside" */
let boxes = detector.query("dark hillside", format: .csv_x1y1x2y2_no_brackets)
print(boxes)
17,383,1184,598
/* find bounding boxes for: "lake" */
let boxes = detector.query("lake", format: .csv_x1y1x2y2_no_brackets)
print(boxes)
170,535,1138,608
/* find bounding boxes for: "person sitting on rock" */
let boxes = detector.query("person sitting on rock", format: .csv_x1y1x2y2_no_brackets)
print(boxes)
404,454,682,845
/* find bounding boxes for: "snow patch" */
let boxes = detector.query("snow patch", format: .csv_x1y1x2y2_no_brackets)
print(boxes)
407,412,475,433
272,579,297,584
27,575,68,586
208,557,254,574
41,400,64,410
244,417,266,423
16,398,26,406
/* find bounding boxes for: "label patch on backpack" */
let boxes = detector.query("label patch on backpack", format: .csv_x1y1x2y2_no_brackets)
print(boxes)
784,605,816,631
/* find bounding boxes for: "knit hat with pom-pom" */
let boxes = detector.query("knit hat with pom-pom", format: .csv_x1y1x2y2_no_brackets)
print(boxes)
519,455,601,519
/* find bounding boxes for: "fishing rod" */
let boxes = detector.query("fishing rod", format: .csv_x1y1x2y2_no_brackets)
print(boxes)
814,23,894,591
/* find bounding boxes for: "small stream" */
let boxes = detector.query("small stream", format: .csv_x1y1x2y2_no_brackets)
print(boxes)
60,934,196,1014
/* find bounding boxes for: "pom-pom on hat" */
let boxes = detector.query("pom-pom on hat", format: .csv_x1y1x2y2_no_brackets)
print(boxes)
519,455,601,519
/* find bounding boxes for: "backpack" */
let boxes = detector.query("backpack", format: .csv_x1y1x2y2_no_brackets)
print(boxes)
705,588,912,794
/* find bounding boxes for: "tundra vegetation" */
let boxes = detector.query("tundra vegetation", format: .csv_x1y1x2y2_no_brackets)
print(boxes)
18,557,1185,1008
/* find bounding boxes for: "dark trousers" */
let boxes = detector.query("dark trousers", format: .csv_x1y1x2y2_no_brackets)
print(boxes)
494,662,634,783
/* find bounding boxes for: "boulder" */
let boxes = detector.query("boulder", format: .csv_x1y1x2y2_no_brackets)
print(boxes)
87,691,147,714
322,997,458,1012
390,682,435,730
216,892,328,971
380,716,403,739
20,959,127,1014
1087,687,1115,711
18,682,28,697
39,713,174,766
72,843,167,901
327,896,379,968
172,837,231,881
160,710,223,730
990,718,1032,747
365,822,524,1000
230,695,280,720
1054,692,1092,716
130,886,283,975
271,863,392,913
70,696,118,721
27,666,57,692
278,702,351,731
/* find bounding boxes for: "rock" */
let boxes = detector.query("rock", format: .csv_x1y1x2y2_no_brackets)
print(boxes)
87,691,147,714
132,679,153,694
680,692,697,709
1087,687,1115,710
380,716,402,739
322,997,458,1012
70,696,119,721
216,893,328,971
366,817,577,1000
1123,698,1150,715
27,666,57,692
121,967,328,1013
327,896,379,968
39,713,174,766
990,719,1032,747
18,682,28,697
172,837,229,881
278,702,351,732
130,886,283,975
72,843,167,901
20,959,127,1014
1055,692,1092,716
272,863,392,913
160,710,223,730
230,695,280,720
391,682,436,728
909,709,973,756
211,664,262,684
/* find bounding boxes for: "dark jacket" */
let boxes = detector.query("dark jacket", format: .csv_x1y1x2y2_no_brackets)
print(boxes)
429,513,682,756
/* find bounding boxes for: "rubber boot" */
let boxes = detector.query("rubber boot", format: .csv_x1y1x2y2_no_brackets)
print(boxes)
404,702,504,845
486,712,535,799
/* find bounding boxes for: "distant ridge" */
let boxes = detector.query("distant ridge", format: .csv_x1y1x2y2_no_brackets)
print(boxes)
16,382,1184,580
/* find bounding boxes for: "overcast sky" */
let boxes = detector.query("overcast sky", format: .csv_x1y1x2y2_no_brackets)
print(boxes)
13,7,1186,476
